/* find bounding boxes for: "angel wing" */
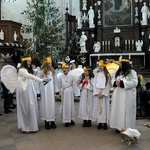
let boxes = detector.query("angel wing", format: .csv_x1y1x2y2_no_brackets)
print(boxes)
1,65,18,93
106,62,119,76
69,68,84,81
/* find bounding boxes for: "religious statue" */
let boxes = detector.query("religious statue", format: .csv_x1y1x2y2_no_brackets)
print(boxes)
115,37,120,47
141,2,150,25
114,27,121,33
14,31,17,41
87,6,95,28
136,40,143,51
93,41,101,52
76,10,82,29
82,0,87,10
0,30,4,40
79,31,87,53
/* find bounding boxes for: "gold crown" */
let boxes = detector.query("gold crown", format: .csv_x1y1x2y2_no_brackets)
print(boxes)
119,56,129,62
83,66,91,71
99,60,107,66
62,62,69,69
21,57,31,62
43,57,52,64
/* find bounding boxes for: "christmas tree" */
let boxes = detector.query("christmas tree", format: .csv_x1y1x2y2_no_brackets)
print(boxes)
21,0,65,63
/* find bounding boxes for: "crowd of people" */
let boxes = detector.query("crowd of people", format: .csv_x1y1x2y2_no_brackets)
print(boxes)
1,55,149,134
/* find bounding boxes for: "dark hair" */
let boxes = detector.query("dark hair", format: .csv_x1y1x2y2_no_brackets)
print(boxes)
79,69,94,84
115,62,132,78
19,60,34,74
103,66,110,85
71,62,78,69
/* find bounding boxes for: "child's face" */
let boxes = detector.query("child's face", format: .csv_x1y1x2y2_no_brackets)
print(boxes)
119,62,122,68
58,64,61,68
63,68,69,75
71,63,76,69
27,60,31,67
98,65,104,71
84,70,89,77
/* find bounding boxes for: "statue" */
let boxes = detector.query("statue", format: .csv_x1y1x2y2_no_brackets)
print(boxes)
79,31,87,53
87,6,95,28
76,10,82,29
93,42,101,52
0,30,4,40
136,40,143,51
115,37,120,47
82,0,87,10
14,31,17,41
141,2,150,25
114,27,121,33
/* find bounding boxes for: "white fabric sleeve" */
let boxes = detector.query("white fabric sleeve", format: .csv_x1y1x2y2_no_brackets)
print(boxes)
18,68,43,83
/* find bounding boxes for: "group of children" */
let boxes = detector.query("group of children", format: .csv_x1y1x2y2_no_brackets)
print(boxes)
4,55,138,133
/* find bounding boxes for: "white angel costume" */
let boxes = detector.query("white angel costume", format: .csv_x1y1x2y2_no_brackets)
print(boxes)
36,70,59,122
1,65,49,132
92,71,111,124
58,73,76,123
16,68,44,132
78,76,94,120
110,69,138,130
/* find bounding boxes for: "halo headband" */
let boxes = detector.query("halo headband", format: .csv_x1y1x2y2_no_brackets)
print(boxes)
62,62,69,69
119,56,130,62
43,57,52,64
22,57,31,62
99,60,107,67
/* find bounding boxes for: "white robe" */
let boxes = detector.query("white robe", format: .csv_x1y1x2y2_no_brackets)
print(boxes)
36,70,59,121
110,69,138,130
58,73,76,123
16,68,43,132
92,71,111,124
78,78,94,120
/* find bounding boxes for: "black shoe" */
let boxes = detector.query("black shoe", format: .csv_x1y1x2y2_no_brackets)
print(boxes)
82,120,87,127
97,123,102,129
51,121,57,129
115,129,120,133
65,123,70,127
70,120,75,125
4,110,13,114
103,123,108,130
45,121,51,129
9,104,16,109
87,120,91,127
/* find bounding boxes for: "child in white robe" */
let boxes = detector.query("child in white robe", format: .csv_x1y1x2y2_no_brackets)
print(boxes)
37,57,59,129
58,63,76,127
78,66,94,127
92,60,111,130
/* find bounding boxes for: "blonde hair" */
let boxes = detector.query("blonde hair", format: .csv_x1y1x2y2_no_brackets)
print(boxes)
41,63,55,77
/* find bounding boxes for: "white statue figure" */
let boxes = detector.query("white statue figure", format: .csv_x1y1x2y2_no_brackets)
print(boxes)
82,0,87,10
135,7,138,17
93,41,101,52
76,10,82,29
98,9,101,19
14,31,17,41
136,40,143,51
0,30,4,40
114,27,121,33
88,6,95,28
141,2,150,25
79,31,87,53
82,12,87,23
115,37,120,47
